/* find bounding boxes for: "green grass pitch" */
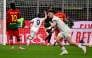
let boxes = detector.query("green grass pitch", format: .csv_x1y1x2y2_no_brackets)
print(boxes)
0,45,92,58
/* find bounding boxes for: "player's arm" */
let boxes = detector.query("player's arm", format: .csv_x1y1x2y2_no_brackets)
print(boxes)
44,11,47,20
41,11,47,21
50,26,56,33
30,18,35,22
63,14,69,23
47,20,57,30
64,18,69,23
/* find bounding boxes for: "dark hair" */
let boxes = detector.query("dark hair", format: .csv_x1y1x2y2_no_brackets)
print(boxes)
10,3,16,10
48,10,55,14
58,8,62,11
37,13,41,18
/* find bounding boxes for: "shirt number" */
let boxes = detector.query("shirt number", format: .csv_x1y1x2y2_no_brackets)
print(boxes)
11,15,17,22
36,20,40,25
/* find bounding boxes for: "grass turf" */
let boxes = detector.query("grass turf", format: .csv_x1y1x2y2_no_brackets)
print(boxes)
0,45,92,58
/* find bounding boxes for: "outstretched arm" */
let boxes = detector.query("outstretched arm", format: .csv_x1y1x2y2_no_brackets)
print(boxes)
44,11,47,20
64,18,69,23
47,21,57,30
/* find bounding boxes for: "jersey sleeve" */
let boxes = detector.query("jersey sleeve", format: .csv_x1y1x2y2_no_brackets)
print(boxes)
52,18,57,23
31,18,35,22
41,18,45,21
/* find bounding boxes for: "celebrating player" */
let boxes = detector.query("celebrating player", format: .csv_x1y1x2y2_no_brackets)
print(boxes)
47,10,86,55
54,8,69,45
26,11,47,46
6,3,25,50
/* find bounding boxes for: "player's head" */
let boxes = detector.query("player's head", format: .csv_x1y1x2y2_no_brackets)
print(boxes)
37,13,41,18
48,10,55,18
10,3,16,10
57,8,62,12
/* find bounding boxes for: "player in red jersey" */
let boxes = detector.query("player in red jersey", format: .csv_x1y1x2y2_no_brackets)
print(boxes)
54,8,69,46
6,3,25,50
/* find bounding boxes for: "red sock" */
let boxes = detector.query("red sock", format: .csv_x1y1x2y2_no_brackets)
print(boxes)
17,42,21,47
10,40,14,46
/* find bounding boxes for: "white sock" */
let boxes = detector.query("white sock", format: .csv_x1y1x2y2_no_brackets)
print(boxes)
61,46,67,51
27,39,31,45
78,44,82,48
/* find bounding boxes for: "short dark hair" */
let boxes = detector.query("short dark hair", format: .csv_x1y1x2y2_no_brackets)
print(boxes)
48,10,55,14
37,13,41,18
10,3,16,10
58,8,62,11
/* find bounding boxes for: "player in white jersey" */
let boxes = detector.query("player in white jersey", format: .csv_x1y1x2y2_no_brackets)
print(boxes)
27,11,47,46
47,11,86,55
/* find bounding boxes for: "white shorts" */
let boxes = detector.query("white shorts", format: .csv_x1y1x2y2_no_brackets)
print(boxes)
30,27,38,38
58,30,71,40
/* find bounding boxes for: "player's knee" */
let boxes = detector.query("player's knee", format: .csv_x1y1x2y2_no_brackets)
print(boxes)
56,39,60,43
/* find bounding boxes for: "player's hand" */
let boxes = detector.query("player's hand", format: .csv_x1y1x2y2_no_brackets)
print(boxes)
49,22,53,26
47,27,52,30
44,10,46,14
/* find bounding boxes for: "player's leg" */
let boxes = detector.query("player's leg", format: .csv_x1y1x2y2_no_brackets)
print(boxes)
65,32,86,54
43,29,51,45
42,35,49,45
26,35,33,46
10,36,14,50
16,36,25,49
27,29,37,46
47,33,52,46
28,28,36,40
56,32,68,55
44,34,49,41
54,30,60,46
7,29,14,49
13,29,25,49
26,29,33,46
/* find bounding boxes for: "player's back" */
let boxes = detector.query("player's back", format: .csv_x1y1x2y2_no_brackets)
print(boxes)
7,9,20,23
55,13,66,21
52,16,70,32
31,17,44,29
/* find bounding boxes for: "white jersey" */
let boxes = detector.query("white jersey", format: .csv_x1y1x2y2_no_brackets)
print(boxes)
31,17,45,30
52,16,70,32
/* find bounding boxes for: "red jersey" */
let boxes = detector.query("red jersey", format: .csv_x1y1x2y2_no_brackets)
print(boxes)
55,13,66,21
6,9,20,36
6,9,20,23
